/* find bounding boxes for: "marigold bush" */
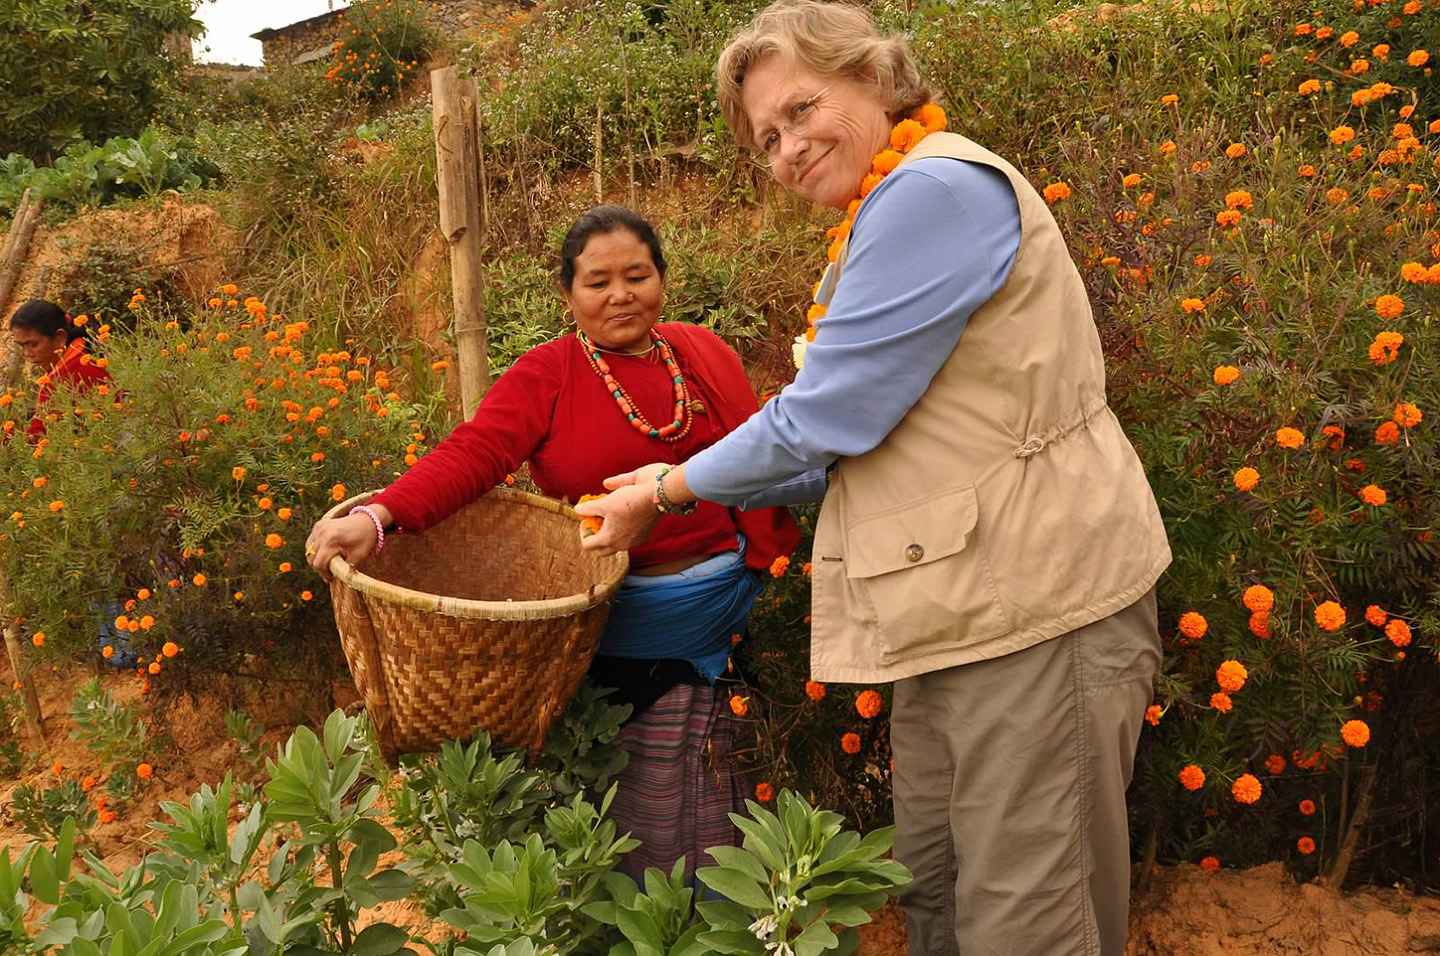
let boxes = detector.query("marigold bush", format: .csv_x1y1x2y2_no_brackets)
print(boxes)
0,291,445,680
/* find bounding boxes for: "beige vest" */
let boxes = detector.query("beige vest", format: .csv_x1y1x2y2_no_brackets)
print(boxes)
809,132,1172,683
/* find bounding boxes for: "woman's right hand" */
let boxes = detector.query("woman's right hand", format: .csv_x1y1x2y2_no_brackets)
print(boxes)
306,509,389,581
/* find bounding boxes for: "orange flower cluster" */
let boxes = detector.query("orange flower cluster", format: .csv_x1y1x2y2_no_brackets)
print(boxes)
1179,764,1206,790
1216,660,1248,693
1314,601,1346,631
855,689,883,719
1232,773,1262,805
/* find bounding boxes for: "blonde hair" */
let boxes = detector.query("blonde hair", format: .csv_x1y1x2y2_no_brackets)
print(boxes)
715,0,935,150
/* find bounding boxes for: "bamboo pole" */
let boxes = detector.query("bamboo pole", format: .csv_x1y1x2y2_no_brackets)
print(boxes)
0,573,44,746
0,193,42,317
431,66,490,419
0,189,31,268
592,97,604,205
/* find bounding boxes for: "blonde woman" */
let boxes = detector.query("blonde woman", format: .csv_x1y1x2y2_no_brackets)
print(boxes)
578,2,1172,953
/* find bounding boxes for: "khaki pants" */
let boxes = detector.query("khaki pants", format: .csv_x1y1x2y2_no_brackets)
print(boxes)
892,590,1160,956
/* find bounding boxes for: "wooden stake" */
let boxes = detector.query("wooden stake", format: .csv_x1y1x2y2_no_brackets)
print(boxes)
0,193,42,317
431,66,490,419
0,572,44,746
593,97,604,205
0,189,31,268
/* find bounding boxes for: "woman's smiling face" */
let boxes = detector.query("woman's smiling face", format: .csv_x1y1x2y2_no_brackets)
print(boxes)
563,228,666,353
742,55,892,210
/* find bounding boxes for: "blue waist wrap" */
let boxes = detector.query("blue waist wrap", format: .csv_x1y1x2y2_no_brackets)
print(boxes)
599,541,762,683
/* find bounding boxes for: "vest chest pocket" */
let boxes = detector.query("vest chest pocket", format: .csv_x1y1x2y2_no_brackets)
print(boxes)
844,484,1012,663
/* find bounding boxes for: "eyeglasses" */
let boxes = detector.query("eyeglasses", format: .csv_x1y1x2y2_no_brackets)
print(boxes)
753,86,830,169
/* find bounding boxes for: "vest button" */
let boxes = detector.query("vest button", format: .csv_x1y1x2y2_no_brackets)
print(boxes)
905,543,924,562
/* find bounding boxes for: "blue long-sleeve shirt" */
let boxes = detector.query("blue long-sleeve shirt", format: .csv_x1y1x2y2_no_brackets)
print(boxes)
686,156,1022,507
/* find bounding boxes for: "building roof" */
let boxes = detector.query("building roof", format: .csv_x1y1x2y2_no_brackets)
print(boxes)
250,6,349,42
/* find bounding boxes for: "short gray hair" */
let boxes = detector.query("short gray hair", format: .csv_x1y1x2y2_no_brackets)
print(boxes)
715,0,935,150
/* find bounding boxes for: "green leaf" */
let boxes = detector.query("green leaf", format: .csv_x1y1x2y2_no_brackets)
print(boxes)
349,922,410,956
368,869,416,902
694,867,771,910
28,846,59,905
615,906,663,950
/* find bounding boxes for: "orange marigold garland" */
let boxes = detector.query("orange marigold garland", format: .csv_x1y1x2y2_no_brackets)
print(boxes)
795,103,948,369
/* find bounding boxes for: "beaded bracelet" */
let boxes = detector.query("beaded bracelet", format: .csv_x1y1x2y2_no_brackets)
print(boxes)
652,465,697,517
349,505,386,554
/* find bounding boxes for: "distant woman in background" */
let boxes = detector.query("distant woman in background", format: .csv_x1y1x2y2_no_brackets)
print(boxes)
8,299,110,438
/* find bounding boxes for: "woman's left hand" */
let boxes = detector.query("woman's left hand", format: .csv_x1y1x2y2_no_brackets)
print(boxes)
576,474,663,555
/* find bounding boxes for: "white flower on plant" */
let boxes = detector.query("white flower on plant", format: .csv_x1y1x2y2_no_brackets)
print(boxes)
765,941,795,956
749,914,779,939
776,894,802,912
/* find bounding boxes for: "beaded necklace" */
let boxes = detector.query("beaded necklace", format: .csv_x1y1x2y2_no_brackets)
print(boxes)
578,328,694,441
793,103,948,370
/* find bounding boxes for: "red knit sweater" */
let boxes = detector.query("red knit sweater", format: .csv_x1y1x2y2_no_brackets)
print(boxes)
371,323,798,571
27,338,112,438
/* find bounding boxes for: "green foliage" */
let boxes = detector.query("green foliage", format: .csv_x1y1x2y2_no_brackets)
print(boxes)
44,233,186,331
324,0,438,102
7,779,95,842
0,128,216,217
69,678,149,777
223,709,265,767
0,0,201,161
0,288,446,678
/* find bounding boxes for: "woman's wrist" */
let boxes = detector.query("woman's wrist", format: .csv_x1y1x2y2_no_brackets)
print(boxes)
660,465,696,506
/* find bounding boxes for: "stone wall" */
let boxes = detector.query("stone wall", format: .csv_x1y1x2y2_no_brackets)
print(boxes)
256,0,532,68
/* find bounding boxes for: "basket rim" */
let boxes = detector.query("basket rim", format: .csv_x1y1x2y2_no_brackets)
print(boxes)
322,488,629,620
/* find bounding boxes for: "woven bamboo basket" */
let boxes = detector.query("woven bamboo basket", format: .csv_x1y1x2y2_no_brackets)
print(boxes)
323,487,629,758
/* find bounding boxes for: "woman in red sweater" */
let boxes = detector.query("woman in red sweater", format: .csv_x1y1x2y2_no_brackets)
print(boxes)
8,300,111,439
306,205,797,880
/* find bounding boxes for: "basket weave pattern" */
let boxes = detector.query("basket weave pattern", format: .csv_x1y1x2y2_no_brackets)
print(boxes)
324,488,628,756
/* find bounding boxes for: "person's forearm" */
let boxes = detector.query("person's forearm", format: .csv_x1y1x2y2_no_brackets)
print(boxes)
660,463,696,505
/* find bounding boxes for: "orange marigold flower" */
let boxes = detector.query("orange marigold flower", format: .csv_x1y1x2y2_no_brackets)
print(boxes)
162,641,179,658
1341,719,1370,747
1265,753,1286,775
1179,764,1206,790
232,466,245,482
871,148,903,176
1215,209,1242,227
1145,704,1162,726
1158,139,1177,156
192,573,207,587
1224,189,1253,209
855,689,883,719
1314,26,1333,40
99,809,117,824
1232,773,1262,804
1400,262,1427,283
1275,427,1304,449
1359,484,1387,506
754,781,775,802
1252,611,1272,637
1233,467,1259,492
1375,421,1400,445
31,631,44,647
1297,78,1321,95
1225,142,1246,159
1393,402,1421,428
1243,585,1274,613
265,532,284,548
1314,601,1346,631
137,762,153,779
301,590,313,601
805,679,826,701
1368,330,1404,364
1200,855,1220,871
1365,605,1388,626
890,118,927,153
1042,181,1072,203
48,500,64,513
279,562,293,573
331,483,347,502
1213,365,1240,385
769,555,790,577
82,775,96,791
277,507,292,520
1408,49,1429,67
914,102,947,133
1339,30,1358,47
1181,297,1206,313
1329,125,1356,145
1160,93,1179,105
1122,173,1142,188
148,662,160,675
1210,691,1233,713
841,732,862,755
1385,619,1411,647
1300,798,1317,815
1374,294,1404,318
102,645,114,659
430,360,449,371
1297,836,1316,855
729,694,748,717
139,615,154,630
1216,660,1248,693
1178,611,1208,640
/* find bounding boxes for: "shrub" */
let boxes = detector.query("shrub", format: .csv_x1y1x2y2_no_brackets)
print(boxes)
0,286,446,685
0,0,201,161
324,0,438,102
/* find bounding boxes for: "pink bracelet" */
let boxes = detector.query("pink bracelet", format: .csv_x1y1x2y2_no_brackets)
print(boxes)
349,505,386,554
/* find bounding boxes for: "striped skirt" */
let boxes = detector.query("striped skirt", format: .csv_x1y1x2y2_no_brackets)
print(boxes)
607,681,751,883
